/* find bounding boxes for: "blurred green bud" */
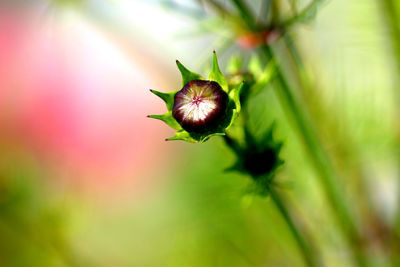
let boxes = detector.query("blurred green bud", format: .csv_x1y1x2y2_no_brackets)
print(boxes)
226,125,284,195
149,52,243,143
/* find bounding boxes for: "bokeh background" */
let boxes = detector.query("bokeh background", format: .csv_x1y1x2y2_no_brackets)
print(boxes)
0,0,398,266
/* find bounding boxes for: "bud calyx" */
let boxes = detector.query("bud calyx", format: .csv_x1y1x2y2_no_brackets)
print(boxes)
149,52,242,143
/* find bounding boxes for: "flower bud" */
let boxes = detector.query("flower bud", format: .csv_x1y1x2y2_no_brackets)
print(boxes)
226,125,284,195
172,80,228,133
148,52,243,143
242,147,280,177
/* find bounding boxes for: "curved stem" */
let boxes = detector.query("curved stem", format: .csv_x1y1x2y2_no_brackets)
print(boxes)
259,45,368,267
284,33,397,264
282,0,324,28
269,188,320,267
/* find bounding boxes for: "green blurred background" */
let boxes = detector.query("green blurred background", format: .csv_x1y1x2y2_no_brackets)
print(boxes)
0,0,398,266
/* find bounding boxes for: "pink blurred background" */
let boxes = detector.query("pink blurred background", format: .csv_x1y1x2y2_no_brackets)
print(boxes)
0,2,180,200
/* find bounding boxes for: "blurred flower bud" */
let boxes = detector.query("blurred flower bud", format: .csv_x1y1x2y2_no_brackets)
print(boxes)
226,125,284,195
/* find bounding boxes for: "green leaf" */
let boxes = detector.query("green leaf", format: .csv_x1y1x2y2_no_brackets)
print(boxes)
149,89,176,110
176,60,202,86
209,51,229,92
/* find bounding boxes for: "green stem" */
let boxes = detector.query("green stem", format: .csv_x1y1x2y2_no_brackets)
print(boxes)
379,0,400,76
378,0,400,225
281,0,324,28
230,0,256,29
378,0,400,264
259,45,368,267
284,33,398,265
202,0,231,16
269,188,320,267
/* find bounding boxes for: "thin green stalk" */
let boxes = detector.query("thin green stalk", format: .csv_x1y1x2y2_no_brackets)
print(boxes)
230,0,256,29
256,0,271,25
259,45,368,267
282,0,324,28
378,0,400,264
283,33,397,264
379,0,400,76
378,0,400,228
269,188,320,267
201,0,231,16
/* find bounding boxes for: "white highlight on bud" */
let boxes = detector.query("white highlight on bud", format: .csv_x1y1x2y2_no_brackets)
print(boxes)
176,93,217,122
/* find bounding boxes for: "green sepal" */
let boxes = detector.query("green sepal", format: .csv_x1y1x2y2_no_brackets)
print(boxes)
166,131,226,143
209,51,229,92
149,89,176,110
248,55,263,77
253,61,275,91
224,124,284,196
176,60,202,86
230,82,243,113
225,82,243,130
246,57,276,97
259,123,284,153
199,132,226,142
166,130,196,143
147,113,181,130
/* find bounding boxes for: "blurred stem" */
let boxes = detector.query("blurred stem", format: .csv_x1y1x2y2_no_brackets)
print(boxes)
257,0,271,24
378,0,400,220
230,0,256,29
283,33,399,265
269,187,320,267
379,0,400,75
226,1,367,265
201,0,230,16
259,45,368,267
224,78,319,267
378,0,400,264
270,0,281,26
286,0,298,15
282,0,323,27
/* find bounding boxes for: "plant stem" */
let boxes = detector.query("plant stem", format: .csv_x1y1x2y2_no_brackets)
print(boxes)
377,1,400,265
283,33,398,264
379,0,400,76
281,0,324,28
378,0,400,226
259,45,368,267
269,187,320,267
230,0,256,29
225,1,368,265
